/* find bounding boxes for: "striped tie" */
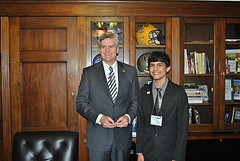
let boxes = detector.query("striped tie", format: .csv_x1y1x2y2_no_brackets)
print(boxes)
108,66,117,103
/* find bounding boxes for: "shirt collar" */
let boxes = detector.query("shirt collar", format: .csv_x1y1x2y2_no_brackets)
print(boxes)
102,60,117,72
152,78,169,93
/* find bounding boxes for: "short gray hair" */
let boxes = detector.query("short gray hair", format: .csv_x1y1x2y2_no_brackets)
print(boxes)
98,32,119,48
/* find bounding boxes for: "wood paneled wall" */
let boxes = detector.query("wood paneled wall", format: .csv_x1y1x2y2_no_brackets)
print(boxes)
1,1,240,161
0,1,240,17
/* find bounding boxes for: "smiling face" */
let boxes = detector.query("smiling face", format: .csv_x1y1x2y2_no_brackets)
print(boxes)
149,61,171,86
99,38,119,66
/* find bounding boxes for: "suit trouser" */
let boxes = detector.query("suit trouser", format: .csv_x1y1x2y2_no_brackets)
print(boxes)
89,147,130,161
88,127,131,161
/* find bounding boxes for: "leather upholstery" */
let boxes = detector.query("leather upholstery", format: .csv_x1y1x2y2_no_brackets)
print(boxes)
12,131,78,161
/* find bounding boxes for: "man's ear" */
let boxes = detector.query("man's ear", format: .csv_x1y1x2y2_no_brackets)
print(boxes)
167,66,171,73
117,47,119,54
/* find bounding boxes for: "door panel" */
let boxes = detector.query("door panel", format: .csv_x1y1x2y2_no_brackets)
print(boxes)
10,17,78,134
21,29,67,51
22,63,67,129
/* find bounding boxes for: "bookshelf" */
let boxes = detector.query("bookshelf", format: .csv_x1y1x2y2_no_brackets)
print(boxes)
220,18,240,131
182,18,219,132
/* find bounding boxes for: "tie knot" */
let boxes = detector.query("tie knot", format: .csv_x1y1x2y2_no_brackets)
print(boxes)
156,88,162,92
109,66,113,71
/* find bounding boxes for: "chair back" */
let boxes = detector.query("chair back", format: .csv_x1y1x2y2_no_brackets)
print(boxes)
12,131,78,161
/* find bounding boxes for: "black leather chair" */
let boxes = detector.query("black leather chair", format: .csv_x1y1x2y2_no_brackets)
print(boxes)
12,131,78,161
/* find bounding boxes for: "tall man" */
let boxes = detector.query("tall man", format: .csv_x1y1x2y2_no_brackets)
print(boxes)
136,51,189,161
76,32,139,161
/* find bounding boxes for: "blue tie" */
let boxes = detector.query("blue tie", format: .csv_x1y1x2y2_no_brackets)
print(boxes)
108,66,117,103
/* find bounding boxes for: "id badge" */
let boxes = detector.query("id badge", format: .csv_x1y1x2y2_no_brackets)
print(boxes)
150,115,162,126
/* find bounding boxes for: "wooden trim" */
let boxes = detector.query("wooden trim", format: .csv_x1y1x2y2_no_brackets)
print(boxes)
66,17,79,131
166,17,172,81
188,132,240,140
171,17,181,85
1,2,240,17
77,16,89,161
20,51,68,62
213,18,221,131
10,17,22,137
1,17,12,161
129,17,136,66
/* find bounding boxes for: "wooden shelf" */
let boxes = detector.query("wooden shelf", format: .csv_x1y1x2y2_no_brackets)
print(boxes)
226,42,240,45
225,74,240,77
225,101,240,105
189,102,213,106
184,41,213,45
184,74,213,77
138,74,150,77
136,45,165,48
187,132,240,140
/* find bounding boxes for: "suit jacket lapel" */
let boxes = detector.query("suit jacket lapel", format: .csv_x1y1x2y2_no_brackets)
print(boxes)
145,83,154,111
161,80,173,112
116,61,125,101
94,62,112,99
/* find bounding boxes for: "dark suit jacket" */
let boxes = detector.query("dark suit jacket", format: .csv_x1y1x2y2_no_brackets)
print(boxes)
136,80,189,161
76,61,139,151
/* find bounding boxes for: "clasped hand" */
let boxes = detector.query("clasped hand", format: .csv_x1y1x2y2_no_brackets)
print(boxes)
100,115,129,128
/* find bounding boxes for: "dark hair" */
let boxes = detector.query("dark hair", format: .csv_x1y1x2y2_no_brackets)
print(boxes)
148,51,170,68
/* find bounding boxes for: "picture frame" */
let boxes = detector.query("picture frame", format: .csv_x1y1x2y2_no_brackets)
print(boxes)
231,107,240,123
225,78,234,102
233,79,240,100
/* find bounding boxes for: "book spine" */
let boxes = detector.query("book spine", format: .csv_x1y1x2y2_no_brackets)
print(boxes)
198,53,202,74
206,56,211,74
184,49,189,74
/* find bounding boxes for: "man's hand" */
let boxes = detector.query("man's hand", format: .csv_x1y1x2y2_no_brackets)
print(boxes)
115,115,129,128
137,154,144,161
100,116,116,128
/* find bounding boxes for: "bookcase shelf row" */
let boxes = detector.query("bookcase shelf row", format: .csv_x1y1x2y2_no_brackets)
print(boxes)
136,45,166,48
184,74,213,77
184,42,213,45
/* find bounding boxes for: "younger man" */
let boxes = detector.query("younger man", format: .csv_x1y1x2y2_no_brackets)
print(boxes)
136,51,189,161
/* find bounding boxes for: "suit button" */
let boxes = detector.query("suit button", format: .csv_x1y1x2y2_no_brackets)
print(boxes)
155,133,157,136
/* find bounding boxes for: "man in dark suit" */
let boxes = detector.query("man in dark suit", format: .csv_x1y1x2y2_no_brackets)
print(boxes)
136,51,189,161
76,32,139,161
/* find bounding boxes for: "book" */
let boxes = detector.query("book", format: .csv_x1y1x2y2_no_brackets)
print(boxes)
233,79,240,100
189,106,200,124
194,51,199,74
225,111,232,123
225,78,234,102
225,39,240,42
184,50,210,74
238,57,240,73
190,52,196,74
206,56,211,74
184,49,189,74
225,49,240,74
198,53,202,74
202,52,207,74
185,84,209,103
228,59,238,74
225,49,240,54
231,107,240,123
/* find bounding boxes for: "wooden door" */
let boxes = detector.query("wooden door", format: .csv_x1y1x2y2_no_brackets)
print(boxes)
9,16,78,136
